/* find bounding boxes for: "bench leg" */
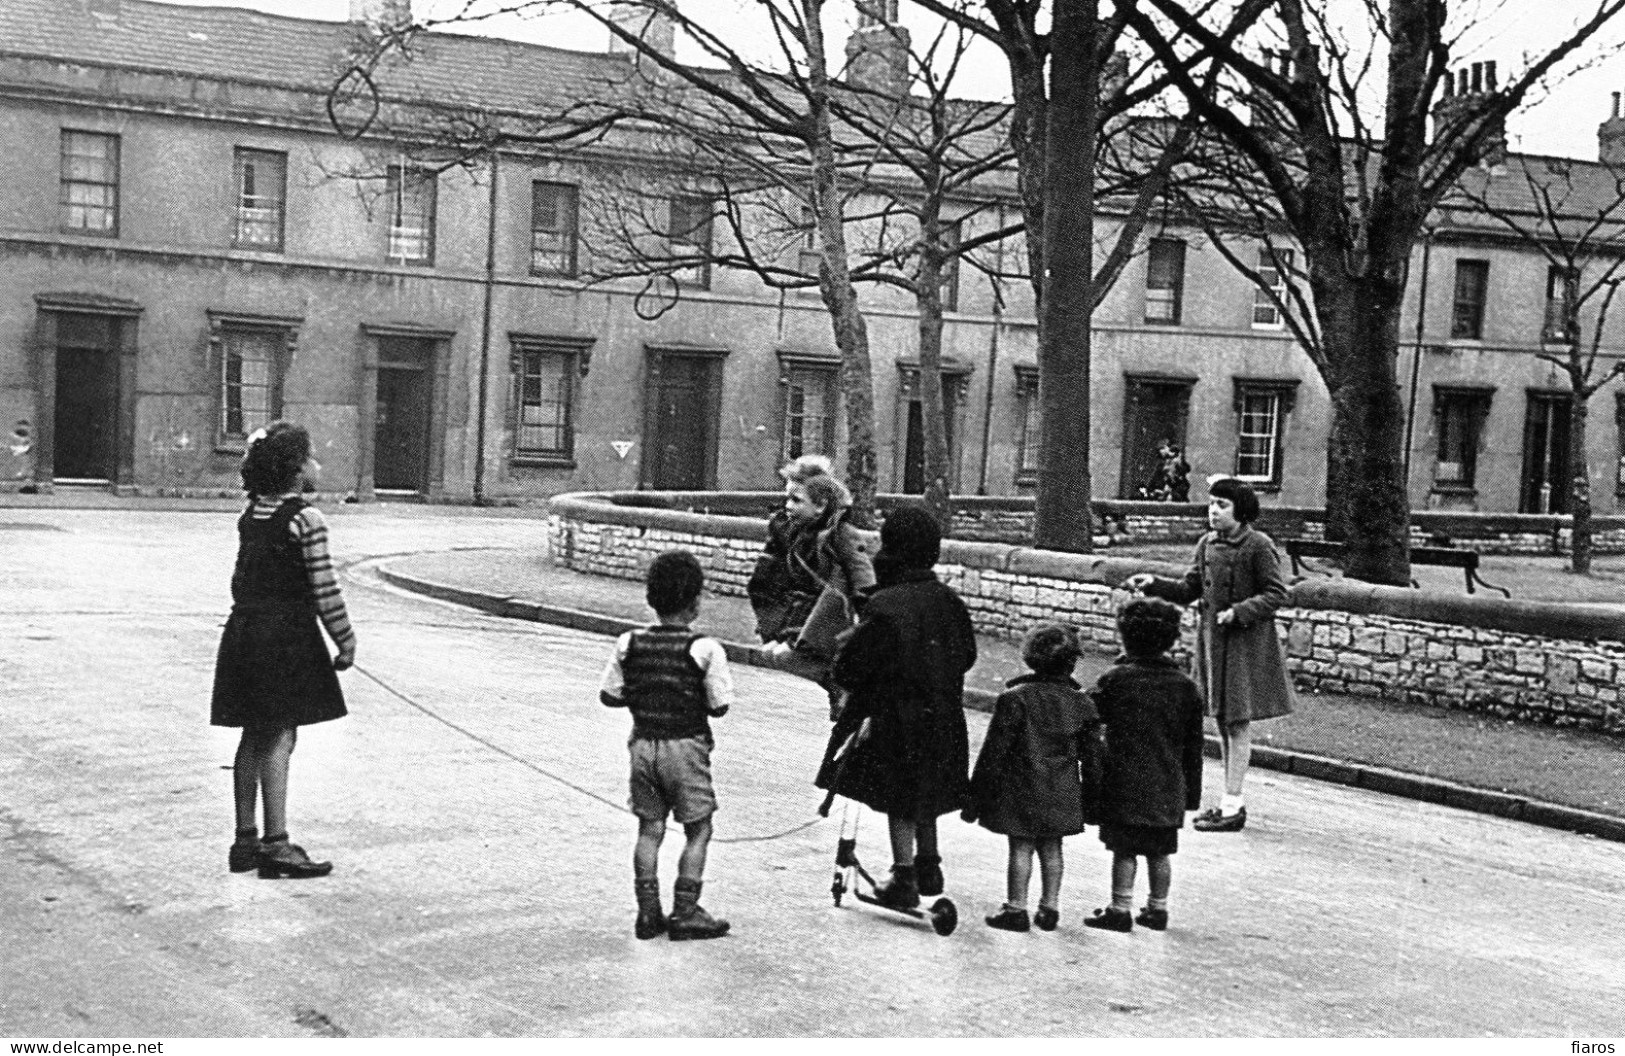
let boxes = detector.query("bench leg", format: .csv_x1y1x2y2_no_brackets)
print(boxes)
1468,570,1511,598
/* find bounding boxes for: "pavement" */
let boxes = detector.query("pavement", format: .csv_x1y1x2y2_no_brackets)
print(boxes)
379,544,1625,843
5,500,1625,1037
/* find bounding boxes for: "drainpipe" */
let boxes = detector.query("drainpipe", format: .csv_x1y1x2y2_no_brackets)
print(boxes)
1402,226,1434,495
976,209,1006,495
473,147,499,505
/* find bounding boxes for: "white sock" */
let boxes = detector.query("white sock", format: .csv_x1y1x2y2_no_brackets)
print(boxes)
1220,794,1245,815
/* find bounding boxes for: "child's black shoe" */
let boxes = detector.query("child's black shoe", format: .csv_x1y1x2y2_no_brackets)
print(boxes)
984,905,1030,932
871,865,920,910
1033,906,1060,931
1135,906,1169,931
914,854,944,896
228,834,261,874
1193,806,1246,832
256,840,332,879
1084,907,1133,932
667,903,730,941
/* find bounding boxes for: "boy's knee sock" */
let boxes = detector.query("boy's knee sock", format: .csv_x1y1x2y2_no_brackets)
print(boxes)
672,876,703,919
1111,854,1136,911
635,876,663,916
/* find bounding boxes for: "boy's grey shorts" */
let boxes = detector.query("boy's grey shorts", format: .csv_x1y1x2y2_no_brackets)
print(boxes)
628,734,717,824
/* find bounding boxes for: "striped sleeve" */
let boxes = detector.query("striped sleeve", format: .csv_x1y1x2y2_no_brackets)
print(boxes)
289,505,356,651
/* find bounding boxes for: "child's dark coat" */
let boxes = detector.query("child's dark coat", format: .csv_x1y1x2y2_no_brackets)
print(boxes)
1090,655,1205,828
967,674,1099,839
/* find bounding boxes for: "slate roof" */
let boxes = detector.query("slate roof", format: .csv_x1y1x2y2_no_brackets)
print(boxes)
0,0,632,114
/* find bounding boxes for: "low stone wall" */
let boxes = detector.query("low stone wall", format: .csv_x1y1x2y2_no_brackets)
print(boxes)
548,492,1625,734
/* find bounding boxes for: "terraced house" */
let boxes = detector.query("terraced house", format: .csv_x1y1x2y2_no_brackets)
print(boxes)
4,0,1625,515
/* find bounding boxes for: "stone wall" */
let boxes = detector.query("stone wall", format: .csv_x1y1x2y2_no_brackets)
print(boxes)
549,492,1625,734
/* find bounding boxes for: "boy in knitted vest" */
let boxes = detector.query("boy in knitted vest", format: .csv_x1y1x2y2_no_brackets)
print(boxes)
600,550,736,941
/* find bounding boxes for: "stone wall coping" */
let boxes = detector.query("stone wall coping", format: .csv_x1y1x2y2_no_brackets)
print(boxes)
551,491,1625,642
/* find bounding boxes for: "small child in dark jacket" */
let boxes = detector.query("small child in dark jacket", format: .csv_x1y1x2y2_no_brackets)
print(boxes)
1084,598,1205,933
965,623,1099,933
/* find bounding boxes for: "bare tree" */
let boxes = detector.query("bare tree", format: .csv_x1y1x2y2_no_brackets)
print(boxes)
1451,159,1625,572
1131,0,1625,584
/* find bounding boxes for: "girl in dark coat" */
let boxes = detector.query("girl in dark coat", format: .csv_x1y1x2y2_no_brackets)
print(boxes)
816,505,977,908
1126,476,1295,833
965,623,1099,933
1084,598,1205,933
747,455,875,704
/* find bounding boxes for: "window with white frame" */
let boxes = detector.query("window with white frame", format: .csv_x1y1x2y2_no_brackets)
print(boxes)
387,165,436,265
780,361,838,460
531,181,579,276
1543,265,1578,344
1251,246,1292,329
668,194,714,288
511,338,588,463
213,322,294,446
1232,379,1296,488
1145,237,1185,324
60,130,119,236
1015,367,1041,482
1451,259,1489,339
233,148,286,250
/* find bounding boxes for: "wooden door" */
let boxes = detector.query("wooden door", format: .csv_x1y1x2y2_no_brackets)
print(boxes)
1119,380,1192,499
374,338,433,492
645,353,721,489
1520,393,1572,514
53,314,119,482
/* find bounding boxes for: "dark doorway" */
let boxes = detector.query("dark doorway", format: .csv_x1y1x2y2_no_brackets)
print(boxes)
645,352,723,489
1119,377,1193,499
374,337,433,492
1520,393,1572,513
902,390,960,495
53,314,120,482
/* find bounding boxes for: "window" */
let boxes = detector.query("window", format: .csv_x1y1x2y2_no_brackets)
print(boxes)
387,165,436,265
939,219,962,312
233,149,287,250
1015,367,1041,482
1251,246,1291,328
780,361,838,460
668,194,714,288
1232,379,1297,488
1451,259,1489,339
1144,237,1185,324
511,338,589,463
60,130,119,236
531,181,579,276
1544,265,1579,344
210,317,298,446
1432,387,1491,491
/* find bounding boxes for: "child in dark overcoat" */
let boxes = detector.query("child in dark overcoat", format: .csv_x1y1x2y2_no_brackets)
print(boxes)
816,505,977,909
1083,598,1205,933
965,623,1100,933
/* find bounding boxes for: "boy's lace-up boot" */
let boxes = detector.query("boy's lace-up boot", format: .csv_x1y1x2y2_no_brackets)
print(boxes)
667,878,730,941
634,877,667,940
871,864,920,910
228,828,261,873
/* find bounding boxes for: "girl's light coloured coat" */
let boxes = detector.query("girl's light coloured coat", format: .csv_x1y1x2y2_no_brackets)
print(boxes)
1143,526,1296,723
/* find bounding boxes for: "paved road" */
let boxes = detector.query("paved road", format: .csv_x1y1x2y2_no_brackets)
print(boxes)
2,506,1623,1037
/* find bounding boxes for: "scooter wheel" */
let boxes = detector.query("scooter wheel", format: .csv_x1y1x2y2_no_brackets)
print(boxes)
929,897,957,936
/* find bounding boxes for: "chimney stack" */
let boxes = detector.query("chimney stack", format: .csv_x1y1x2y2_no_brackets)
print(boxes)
1600,92,1625,165
844,0,910,98
608,1,677,64
349,0,411,32
1432,61,1505,166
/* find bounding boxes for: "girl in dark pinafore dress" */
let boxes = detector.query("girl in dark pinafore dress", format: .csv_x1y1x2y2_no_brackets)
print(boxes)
212,422,356,879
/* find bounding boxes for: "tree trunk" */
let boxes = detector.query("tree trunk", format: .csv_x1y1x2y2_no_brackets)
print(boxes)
1032,0,1097,552
916,245,953,529
801,0,878,528
1571,389,1592,574
1321,282,1411,585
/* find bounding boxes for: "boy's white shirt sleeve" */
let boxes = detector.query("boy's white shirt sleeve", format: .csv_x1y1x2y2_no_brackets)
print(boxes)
689,637,736,715
599,631,634,702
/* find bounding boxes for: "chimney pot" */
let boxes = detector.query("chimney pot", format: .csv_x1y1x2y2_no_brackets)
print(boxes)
1485,60,1497,92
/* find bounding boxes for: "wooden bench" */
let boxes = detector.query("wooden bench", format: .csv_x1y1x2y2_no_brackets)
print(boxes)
1283,538,1511,597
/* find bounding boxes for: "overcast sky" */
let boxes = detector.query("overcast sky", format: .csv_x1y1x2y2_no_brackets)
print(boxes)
150,0,1625,161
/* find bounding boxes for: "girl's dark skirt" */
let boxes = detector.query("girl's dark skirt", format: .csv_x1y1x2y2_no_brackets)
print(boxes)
211,604,347,729
1098,822,1179,857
